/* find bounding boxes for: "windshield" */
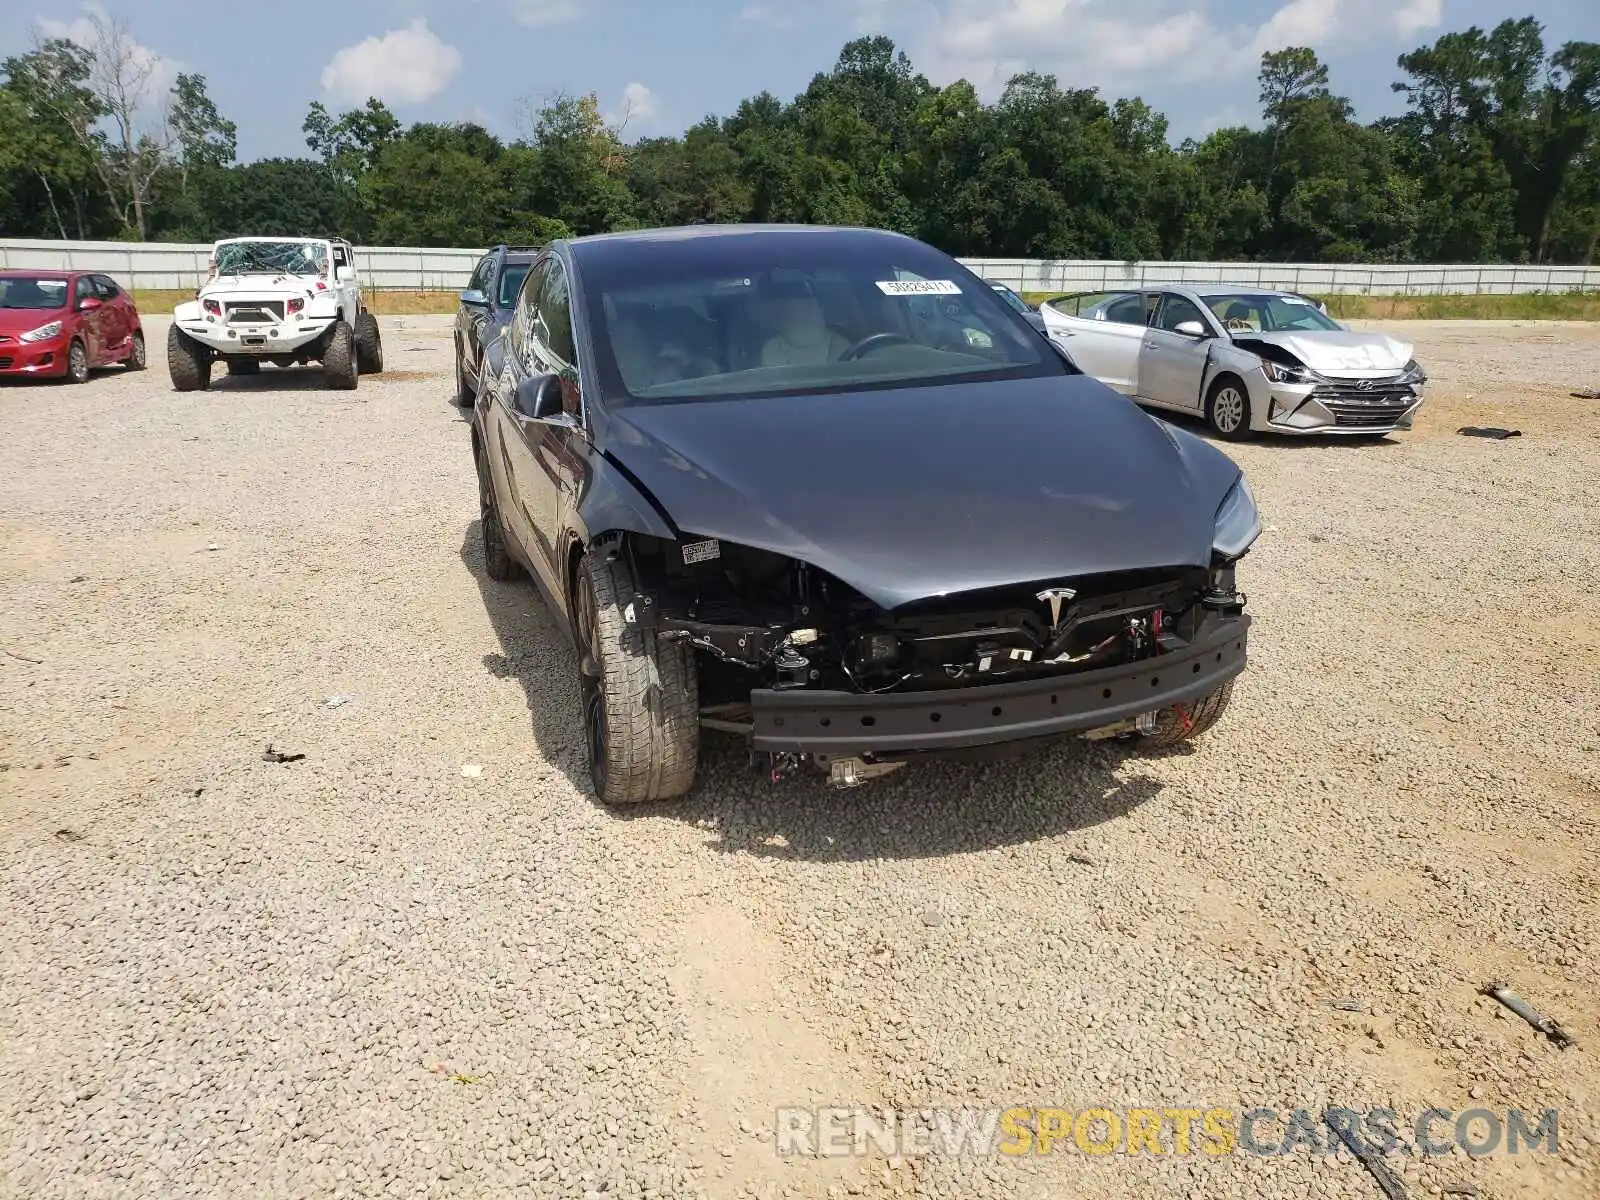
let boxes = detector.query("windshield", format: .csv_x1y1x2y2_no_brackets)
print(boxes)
579,235,1059,404
1204,293,1342,333
214,240,329,277
498,264,530,307
0,277,70,310
989,283,1032,314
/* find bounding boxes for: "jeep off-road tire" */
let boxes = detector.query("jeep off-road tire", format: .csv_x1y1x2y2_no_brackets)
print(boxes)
476,449,523,583
167,326,210,392
574,551,699,805
226,358,260,376
1137,680,1235,748
355,310,383,374
323,320,358,390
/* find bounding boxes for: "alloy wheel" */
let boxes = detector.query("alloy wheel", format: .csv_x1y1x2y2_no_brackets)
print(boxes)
69,342,89,382
130,332,146,369
1212,386,1245,434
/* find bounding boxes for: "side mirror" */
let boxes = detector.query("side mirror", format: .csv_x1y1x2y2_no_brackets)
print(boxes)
335,265,355,283
459,288,488,307
1174,320,1208,338
513,373,565,422
78,296,102,311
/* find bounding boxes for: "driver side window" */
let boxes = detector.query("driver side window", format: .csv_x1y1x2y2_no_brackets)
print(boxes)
508,259,550,366
1155,294,1207,334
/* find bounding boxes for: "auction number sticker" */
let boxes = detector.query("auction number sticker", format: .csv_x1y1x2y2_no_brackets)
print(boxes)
876,279,963,296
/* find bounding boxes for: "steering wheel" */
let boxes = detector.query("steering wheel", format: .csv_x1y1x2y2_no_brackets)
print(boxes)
839,332,918,361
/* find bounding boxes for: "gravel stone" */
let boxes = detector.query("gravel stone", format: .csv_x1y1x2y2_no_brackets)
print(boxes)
2,317,1597,1199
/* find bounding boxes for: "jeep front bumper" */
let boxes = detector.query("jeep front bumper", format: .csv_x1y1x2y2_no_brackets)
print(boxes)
177,316,333,356
749,614,1249,756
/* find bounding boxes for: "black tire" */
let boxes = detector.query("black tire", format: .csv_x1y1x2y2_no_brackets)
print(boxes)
125,330,147,371
574,550,699,805
454,339,476,406
355,310,383,374
62,338,90,384
476,448,523,583
166,325,210,392
1205,375,1252,440
1138,680,1235,747
323,320,358,390
226,358,260,376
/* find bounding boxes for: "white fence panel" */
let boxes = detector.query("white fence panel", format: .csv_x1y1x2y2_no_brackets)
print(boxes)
3,237,1598,295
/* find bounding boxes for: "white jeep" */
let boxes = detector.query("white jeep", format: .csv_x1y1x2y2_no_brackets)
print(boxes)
168,236,383,391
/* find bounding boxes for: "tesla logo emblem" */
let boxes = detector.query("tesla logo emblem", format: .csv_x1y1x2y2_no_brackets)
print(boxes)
1036,587,1077,629
1354,379,1376,391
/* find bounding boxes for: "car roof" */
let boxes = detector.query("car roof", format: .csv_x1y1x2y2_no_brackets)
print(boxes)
564,223,929,278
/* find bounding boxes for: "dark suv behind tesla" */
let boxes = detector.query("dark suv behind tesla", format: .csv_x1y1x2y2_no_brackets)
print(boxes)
453,245,539,405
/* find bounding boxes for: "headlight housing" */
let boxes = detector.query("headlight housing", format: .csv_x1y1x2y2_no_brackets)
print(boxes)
1212,475,1262,561
20,320,63,343
1399,358,1427,385
1261,359,1320,385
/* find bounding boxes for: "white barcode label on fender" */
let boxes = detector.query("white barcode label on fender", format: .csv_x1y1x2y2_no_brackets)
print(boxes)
876,279,963,296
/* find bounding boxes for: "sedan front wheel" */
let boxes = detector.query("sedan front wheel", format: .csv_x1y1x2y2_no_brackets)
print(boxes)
1206,375,1252,440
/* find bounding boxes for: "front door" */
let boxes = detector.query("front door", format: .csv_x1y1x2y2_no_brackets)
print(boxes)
491,256,587,604
1139,292,1216,411
92,276,129,360
72,277,103,363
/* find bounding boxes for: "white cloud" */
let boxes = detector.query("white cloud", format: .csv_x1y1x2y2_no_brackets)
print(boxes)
607,81,661,133
736,3,800,29
511,0,584,27
1391,0,1441,38
320,18,462,105
34,4,179,98
892,0,1446,100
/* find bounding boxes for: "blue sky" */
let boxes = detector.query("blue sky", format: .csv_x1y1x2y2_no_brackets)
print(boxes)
3,0,1592,161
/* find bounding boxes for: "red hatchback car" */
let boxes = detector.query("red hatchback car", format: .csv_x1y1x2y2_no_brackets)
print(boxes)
0,270,146,382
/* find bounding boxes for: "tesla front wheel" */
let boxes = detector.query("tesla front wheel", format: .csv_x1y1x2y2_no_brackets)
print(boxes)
573,551,699,805
1137,681,1235,747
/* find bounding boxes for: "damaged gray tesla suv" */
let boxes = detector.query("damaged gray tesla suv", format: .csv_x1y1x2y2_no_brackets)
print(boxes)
471,224,1261,803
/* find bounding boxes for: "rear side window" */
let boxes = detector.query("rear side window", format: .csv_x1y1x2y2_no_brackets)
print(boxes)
1102,293,1146,325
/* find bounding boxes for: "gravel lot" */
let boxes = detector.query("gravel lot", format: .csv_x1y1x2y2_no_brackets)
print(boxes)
2,317,1597,1200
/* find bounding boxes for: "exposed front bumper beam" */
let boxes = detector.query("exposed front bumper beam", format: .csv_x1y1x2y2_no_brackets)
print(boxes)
750,615,1249,755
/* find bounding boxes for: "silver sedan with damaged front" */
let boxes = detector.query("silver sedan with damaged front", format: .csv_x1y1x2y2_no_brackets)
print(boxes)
1039,285,1427,438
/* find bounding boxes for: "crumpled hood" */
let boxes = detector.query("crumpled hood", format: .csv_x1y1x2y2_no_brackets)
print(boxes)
1236,330,1414,374
603,375,1242,610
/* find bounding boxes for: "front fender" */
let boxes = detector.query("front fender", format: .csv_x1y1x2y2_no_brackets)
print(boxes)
573,454,678,548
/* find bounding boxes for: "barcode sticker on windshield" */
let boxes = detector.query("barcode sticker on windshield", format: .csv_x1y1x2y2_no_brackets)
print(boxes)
876,279,963,296
1281,295,1310,305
